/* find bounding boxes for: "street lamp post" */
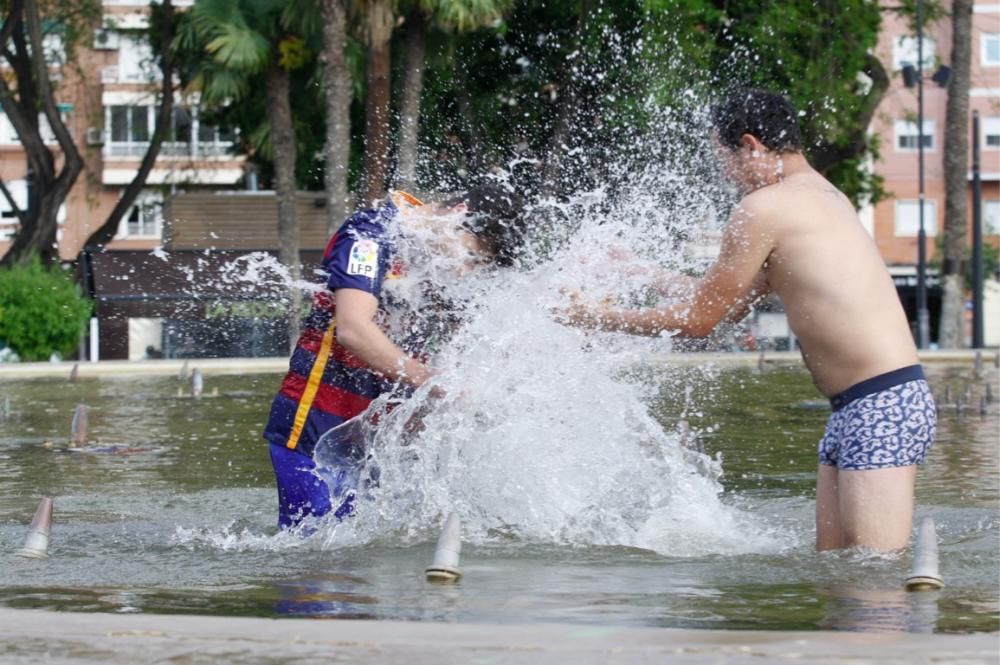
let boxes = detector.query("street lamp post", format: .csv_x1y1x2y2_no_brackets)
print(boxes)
915,0,931,350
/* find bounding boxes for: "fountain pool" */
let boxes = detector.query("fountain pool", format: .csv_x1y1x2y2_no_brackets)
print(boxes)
0,361,996,633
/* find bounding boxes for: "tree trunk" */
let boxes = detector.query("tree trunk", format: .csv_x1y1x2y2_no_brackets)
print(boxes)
453,59,483,176
360,0,394,206
84,0,174,251
540,0,590,198
809,54,890,173
0,0,83,267
938,0,973,348
395,10,427,192
320,0,352,236
264,64,301,351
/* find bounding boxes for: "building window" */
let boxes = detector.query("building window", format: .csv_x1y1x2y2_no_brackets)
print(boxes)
895,200,938,237
196,122,236,156
117,192,163,239
893,35,936,70
894,119,935,151
983,34,1000,67
983,117,1000,150
117,33,157,83
985,201,1000,236
108,105,152,156
1,110,70,145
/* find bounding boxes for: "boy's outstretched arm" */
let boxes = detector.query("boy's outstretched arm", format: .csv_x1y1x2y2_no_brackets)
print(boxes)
561,203,775,338
334,288,436,388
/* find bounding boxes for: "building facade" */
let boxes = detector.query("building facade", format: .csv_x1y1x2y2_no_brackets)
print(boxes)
867,0,1000,343
0,0,245,261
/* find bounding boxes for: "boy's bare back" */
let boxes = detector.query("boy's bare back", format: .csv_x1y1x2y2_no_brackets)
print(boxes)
743,168,919,396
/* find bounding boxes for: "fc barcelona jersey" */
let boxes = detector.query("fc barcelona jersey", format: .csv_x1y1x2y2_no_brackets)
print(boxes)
263,198,407,458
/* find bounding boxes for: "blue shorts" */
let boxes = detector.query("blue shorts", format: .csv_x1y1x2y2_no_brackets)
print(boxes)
269,444,357,530
818,365,936,471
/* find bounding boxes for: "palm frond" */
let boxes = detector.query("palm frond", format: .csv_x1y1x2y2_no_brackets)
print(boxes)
205,23,270,73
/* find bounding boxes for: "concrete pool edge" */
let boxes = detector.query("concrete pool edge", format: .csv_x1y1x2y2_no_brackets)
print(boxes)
0,608,996,664
0,349,995,379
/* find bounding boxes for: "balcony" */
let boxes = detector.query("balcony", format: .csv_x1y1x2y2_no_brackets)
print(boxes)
105,140,237,160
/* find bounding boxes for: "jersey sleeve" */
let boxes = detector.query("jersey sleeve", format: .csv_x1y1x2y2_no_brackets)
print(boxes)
325,221,389,296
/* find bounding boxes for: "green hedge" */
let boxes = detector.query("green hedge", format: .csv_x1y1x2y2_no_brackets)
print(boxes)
0,259,92,362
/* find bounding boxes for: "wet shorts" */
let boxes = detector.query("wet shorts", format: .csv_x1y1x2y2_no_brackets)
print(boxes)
818,365,936,471
269,443,357,530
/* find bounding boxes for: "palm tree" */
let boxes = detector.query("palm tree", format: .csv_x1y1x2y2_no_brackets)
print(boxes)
359,0,395,205
176,0,311,349
939,0,974,348
319,0,353,234
394,0,514,191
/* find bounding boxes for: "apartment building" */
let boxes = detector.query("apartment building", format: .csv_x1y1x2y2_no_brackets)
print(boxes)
862,0,1000,343
0,0,245,261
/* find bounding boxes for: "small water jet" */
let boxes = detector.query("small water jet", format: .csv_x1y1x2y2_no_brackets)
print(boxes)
905,517,944,591
71,404,89,446
425,512,462,583
15,497,53,559
192,369,204,398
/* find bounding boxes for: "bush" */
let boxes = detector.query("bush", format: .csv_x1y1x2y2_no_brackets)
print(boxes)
0,259,92,361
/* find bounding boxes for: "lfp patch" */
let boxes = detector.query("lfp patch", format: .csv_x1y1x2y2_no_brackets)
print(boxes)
347,239,379,278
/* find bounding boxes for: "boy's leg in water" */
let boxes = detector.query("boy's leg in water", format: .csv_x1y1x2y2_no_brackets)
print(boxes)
816,464,916,552
815,464,844,551
837,465,916,552
269,444,332,529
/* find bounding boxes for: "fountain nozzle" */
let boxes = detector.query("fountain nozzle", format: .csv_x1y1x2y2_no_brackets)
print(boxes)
425,512,462,583
905,517,944,591
16,497,53,559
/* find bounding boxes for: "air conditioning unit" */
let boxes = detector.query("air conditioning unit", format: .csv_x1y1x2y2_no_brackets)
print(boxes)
85,127,105,146
93,29,119,50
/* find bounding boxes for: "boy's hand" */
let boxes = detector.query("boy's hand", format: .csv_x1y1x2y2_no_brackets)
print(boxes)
553,291,613,330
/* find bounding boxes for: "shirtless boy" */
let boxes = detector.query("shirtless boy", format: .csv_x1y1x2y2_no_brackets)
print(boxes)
564,89,936,552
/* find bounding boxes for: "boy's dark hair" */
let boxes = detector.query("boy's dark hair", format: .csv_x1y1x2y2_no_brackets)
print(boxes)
444,184,528,267
709,89,802,153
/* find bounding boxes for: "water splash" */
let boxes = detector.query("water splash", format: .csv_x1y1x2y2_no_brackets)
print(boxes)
310,122,793,557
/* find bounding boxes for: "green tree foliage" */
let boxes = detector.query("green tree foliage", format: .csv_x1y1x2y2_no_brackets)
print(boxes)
0,258,91,361
642,0,888,207
174,0,893,210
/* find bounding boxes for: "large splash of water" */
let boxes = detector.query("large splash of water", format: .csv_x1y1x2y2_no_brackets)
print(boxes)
304,121,792,557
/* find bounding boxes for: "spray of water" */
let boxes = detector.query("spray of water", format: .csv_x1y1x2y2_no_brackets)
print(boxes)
304,113,792,557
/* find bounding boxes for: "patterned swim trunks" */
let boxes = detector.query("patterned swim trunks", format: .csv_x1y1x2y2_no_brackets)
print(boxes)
818,365,937,471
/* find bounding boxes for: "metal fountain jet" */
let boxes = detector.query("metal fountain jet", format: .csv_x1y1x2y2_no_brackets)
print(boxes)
425,512,462,582
71,404,89,446
191,368,204,398
905,517,944,591
15,497,53,559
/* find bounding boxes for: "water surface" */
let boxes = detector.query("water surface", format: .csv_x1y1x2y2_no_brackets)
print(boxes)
0,363,996,633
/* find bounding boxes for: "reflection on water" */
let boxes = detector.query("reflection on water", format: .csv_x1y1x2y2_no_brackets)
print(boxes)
0,365,996,632
817,586,940,634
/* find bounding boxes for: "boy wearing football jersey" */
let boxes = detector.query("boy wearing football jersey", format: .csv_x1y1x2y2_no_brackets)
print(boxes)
264,186,525,529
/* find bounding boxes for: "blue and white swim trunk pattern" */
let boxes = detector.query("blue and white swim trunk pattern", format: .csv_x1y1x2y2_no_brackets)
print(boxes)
819,365,936,471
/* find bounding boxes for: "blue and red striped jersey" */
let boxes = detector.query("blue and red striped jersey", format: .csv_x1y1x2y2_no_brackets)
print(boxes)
263,198,405,458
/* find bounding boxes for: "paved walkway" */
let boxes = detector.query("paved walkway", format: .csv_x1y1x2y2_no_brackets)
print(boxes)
0,349,995,379
0,608,996,664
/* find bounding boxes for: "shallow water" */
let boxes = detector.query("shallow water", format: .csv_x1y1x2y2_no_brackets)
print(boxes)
0,362,996,633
